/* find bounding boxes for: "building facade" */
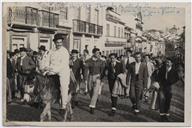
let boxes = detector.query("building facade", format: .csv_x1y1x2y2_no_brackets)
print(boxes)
101,7,127,57
70,5,103,54
4,3,72,52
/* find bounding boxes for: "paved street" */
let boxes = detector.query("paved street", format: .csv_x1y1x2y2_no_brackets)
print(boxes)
7,80,184,122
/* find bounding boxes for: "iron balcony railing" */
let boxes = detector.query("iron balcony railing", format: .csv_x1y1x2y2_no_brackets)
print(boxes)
73,19,103,36
8,6,59,28
39,10,59,28
8,7,39,26
105,41,126,47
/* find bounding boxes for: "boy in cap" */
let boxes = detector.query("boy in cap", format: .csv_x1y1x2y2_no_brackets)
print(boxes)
69,49,84,107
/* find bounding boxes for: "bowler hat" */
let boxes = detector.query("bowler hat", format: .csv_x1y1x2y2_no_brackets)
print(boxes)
92,48,100,54
14,49,20,54
38,45,46,51
71,49,79,54
19,47,27,52
53,33,67,42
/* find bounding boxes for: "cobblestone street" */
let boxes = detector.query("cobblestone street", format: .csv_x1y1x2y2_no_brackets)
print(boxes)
7,80,184,122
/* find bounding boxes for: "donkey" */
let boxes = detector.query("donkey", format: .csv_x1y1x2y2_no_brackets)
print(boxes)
33,71,75,122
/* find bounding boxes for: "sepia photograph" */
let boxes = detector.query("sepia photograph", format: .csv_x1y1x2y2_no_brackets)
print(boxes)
1,1,191,127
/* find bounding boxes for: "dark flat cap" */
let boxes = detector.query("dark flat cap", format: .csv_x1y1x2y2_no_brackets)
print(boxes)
109,53,117,58
71,49,79,54
14,49,20,53
19,47,27,52
92,48,100,54
38,45,46,51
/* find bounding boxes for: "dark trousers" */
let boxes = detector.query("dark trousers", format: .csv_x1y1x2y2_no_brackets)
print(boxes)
108,79,118,109
130,84,143,109
17,74,27,98
159,87,172,114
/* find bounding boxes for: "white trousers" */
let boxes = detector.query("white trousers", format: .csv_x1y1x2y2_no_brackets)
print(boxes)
59,72,70,109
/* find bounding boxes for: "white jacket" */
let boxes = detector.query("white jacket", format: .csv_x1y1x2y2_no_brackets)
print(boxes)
49,47,70,75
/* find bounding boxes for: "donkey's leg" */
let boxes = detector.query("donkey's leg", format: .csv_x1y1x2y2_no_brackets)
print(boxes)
40,101,51,121
67,93,73,121
47,102,51,121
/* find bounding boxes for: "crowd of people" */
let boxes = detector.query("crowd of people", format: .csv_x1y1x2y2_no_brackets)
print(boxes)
6,33,184,122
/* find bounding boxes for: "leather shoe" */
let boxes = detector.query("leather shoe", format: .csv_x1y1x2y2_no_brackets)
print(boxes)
90,107,94,114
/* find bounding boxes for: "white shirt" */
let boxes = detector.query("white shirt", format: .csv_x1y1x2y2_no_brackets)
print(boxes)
20,55,27,66
146,61,155,77
165,66,172,79
124,56,135,65
39,51,50,71
135,62,141,74
49,47,70,74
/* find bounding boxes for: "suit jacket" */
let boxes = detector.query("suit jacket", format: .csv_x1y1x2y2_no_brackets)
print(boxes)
127,62,148,89
16,55,36,74
7,58,14,79
70,58,84,81
157,64,178,89
107,61,124,80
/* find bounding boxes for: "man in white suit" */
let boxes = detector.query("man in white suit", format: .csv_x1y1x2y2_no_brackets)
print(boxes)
44,33,70,112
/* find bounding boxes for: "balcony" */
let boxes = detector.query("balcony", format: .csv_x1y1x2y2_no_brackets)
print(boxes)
38,10,59,29
105,41,126,47
8,6,59,29
8,6,39,27
73,19,103,36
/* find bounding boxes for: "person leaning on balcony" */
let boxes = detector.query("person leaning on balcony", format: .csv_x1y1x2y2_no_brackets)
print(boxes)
42,33,70,117
84,48,105,114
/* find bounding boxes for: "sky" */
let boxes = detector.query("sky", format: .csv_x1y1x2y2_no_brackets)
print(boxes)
118,3,186,31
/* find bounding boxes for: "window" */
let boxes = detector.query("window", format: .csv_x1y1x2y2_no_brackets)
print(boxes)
74,7,80,19
114,26,116,37
106,24,110,36
26,7,38,25
60,7,68,20
86,6,91,22
118,27,120,38
121,28,124,38
73,39,81,52
95,9,99,25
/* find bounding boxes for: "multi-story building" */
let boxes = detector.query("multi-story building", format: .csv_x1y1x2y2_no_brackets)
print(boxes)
100,7,127,57
134,11,144,52
4,3,72,52
70,5,103,54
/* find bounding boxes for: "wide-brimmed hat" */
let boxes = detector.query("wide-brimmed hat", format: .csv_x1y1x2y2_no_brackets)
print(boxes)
53,33,67,42
38,45,46,51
